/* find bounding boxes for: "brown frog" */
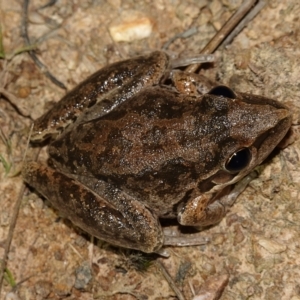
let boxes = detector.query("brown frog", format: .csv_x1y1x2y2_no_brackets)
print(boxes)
23,51,292,253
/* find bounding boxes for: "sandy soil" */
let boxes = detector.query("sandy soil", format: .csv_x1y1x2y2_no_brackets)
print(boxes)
0,0,300,299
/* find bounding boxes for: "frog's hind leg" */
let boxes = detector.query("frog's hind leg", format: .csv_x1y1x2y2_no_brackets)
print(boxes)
23,161,164,253
31,51,170,143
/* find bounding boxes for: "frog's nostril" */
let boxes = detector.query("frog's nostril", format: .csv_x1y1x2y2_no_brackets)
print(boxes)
208,85,236,99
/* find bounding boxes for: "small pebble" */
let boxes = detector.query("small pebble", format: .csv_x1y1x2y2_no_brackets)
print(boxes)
109,10,153,42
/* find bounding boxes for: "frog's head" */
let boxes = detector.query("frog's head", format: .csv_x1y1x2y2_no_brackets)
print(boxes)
197,86,292,192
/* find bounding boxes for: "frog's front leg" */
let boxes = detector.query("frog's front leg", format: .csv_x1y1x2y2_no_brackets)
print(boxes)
178,173,257,227
178,193,227,227
23,161,164,253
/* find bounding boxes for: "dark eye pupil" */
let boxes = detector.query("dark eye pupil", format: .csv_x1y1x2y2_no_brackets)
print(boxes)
225,148,251,173
208,85,236,99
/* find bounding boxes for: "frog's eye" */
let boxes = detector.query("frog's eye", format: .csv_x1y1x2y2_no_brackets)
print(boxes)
225,148,251,173
208,85,236,99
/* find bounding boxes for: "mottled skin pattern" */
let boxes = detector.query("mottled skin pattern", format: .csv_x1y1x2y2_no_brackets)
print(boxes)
48,87,290,217
23,51,292,253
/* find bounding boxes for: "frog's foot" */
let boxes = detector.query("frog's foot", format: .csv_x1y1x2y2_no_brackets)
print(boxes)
164,233,210,247
170,54,214,68
220,171,258,207
153,228,210,257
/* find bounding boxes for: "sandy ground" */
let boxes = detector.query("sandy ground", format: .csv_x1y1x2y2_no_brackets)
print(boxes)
0,0,300,299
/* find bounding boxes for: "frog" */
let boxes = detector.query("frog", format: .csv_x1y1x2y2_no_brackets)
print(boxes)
23,51,292,253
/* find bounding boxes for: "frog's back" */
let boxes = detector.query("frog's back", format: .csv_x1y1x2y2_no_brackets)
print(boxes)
48,86,286,216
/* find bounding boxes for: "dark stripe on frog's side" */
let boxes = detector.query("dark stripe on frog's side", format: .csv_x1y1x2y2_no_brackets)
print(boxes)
100,86,190,121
